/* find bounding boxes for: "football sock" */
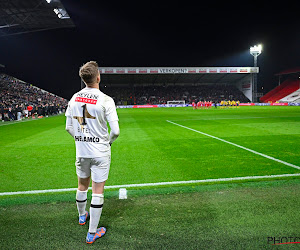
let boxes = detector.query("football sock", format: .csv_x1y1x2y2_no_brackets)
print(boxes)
89,193,104,234
76,189,88,216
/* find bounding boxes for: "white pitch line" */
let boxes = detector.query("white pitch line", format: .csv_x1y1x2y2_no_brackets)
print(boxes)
0,173,300,196
0,114,64,127
170,115,300,122
166,120,300,170
0,118,43,127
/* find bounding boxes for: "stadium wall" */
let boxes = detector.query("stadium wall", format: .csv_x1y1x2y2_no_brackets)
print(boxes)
235,75,253,102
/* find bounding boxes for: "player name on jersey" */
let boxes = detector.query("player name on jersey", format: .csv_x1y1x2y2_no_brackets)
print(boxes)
75,93,99,105
74,136,100,143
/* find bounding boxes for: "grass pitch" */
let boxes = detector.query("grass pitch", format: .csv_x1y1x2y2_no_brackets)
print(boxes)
1,180,300,249
0,106,300,249
0,106,299,192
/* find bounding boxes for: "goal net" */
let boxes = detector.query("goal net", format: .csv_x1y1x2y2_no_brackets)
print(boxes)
167,100,185,105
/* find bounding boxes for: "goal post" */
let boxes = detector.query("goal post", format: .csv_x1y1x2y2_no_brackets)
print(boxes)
167,100,185,105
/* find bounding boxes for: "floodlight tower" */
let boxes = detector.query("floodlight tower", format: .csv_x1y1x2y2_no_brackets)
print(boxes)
250,44,262,102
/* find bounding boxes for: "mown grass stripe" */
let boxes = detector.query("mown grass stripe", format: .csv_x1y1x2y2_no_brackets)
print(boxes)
166,120,300,170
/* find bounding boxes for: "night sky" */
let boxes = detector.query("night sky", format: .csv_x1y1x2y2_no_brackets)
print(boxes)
0,1,299,99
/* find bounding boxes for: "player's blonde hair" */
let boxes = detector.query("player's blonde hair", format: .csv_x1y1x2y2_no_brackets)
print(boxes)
79,61,99,85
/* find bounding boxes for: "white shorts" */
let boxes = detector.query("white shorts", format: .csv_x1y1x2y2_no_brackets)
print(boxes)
75,156,111,183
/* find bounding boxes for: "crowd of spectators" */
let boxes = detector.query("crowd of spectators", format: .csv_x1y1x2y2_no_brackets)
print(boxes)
101,84,250,105
0,73,250,122
0,74,68,122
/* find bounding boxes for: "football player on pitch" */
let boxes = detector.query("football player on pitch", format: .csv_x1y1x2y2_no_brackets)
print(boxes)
65,61,120,244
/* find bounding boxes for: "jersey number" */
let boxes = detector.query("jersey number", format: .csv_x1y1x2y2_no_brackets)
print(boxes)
81,104,87,125
73,104,96,126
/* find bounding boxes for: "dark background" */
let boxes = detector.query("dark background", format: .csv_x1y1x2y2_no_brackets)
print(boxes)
0,0,299,99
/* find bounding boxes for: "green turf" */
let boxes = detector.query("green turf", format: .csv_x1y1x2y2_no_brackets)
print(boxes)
0,106,300,193
1,106,300,249
0,180,299,249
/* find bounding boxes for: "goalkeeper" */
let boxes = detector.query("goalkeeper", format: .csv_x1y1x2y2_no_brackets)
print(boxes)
65,61,120,244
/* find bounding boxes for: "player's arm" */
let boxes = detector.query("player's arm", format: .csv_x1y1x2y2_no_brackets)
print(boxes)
108,120,120,145
65,101,74,137
105,97,120,146
66,116,75,137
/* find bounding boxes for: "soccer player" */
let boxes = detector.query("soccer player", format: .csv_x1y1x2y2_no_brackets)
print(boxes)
65,61,120,244
204,101,208,109
192,101,196,109
224,100,228,108
232,100,236,108
220,100,224,109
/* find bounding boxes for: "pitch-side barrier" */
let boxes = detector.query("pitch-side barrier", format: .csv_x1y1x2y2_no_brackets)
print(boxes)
116,103,300,109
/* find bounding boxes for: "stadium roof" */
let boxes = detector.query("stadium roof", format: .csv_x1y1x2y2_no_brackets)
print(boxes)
99,67,259,85
0,0,74,37
275,67,300,76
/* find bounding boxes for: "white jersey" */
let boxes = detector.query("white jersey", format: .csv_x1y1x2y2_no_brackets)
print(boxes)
65,87,118,158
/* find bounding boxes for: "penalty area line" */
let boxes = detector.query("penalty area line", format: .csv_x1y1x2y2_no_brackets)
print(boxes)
166,120,300,170
0,173,300,196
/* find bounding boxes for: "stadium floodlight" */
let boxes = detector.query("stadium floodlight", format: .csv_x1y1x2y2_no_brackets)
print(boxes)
53,8,70,19
46,0,52,3
250,44,262,59
250,44,263,102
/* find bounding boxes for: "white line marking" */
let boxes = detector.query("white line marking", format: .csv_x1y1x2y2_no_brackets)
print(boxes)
170,115,300,122
0,118,45,127
0,114,64,127
166,120,300,170
0,173,300,196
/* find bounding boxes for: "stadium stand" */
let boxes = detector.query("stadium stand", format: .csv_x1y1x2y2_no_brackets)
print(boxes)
260,79,300,103
260,67,300,103
0,73,68,121
0,72,249,122
279,88,300,103
101,84,250,105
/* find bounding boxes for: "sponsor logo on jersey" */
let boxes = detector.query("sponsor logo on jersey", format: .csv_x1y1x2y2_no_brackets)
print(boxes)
75,93,99,104
75,97,97,104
